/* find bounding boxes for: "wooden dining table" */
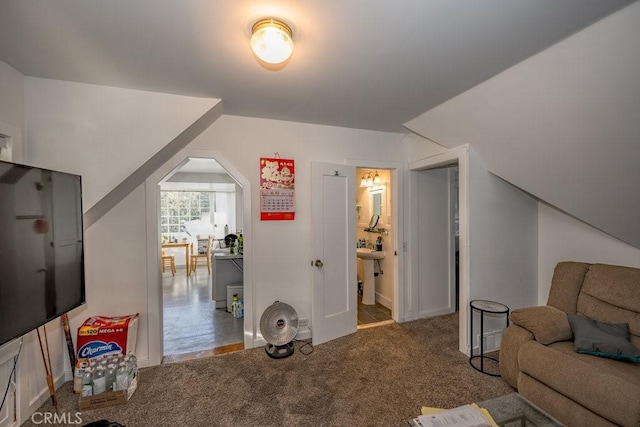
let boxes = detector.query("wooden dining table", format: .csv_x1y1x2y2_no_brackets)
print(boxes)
161,242,191,275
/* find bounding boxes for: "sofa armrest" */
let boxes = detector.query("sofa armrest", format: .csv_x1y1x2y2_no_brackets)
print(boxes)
499,306,573,389
499,324,533,388
509,306,573,345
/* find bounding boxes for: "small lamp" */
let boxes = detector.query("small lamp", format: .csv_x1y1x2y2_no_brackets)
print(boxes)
251,18,294,64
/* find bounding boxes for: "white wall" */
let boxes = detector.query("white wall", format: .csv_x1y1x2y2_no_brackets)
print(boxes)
467,149,538,328
24,78,219,209
468,149,538,305
538,202,640,304
0,60,23,130
0,60,24,162
83,184,149,354
405,2,640,249
405,132,447,160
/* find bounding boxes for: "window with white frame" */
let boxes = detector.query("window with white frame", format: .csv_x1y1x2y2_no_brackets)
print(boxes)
160,191,212,237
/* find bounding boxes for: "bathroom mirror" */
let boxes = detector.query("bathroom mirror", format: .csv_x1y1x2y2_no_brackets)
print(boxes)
368,214,379,229
371,192,382,216
369,185,385,226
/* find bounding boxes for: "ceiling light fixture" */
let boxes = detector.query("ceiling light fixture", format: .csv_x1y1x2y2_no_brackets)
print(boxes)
251,18,294,64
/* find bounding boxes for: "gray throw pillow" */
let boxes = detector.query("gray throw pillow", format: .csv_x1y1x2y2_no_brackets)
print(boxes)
567,314,640,362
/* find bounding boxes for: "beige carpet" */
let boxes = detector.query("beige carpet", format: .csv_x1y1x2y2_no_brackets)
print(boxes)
22,313,513,426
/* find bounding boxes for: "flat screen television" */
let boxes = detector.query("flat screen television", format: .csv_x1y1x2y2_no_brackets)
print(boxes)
0,159,85,347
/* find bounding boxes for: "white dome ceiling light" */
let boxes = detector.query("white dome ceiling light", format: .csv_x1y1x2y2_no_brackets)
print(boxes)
250,18,293,65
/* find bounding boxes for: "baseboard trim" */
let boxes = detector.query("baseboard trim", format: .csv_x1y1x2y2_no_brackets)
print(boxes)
28,371,67,414
375,292,392,310
418,307,454,319
295,328,312,341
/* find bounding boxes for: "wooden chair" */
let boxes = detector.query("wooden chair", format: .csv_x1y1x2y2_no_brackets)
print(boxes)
161,249,176,275
190,236,213,274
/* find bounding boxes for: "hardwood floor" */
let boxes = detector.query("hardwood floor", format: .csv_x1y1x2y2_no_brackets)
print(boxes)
162,266,243,362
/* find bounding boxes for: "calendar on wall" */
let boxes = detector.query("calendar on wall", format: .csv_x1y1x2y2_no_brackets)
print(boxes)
260,157,295,221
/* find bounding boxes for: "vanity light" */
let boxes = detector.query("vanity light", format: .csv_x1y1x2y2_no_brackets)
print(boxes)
360,172,374,187
373,171,382,185
360,171,383,187
251,18,294,64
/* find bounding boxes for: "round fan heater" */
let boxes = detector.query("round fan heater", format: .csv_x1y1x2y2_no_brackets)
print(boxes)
260,301,299,359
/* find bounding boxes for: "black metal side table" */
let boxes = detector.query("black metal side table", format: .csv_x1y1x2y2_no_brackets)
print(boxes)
469,299,509,376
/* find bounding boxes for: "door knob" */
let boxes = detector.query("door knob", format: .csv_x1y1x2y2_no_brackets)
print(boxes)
314,259,324,268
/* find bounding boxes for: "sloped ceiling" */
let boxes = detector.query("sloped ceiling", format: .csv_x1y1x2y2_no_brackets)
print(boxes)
0,0,633,132
405,2,640,249
2,1,638,248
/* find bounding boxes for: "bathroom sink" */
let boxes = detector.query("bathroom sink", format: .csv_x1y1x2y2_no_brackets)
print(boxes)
356,249,385,305
356,248,385,260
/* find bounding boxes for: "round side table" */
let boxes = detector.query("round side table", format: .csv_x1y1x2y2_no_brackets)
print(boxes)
469,299,509,376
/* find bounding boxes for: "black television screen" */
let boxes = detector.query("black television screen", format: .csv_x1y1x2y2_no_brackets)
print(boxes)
0,160,85,346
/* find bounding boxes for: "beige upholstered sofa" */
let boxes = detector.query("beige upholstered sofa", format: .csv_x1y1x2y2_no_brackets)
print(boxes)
499,262,640,426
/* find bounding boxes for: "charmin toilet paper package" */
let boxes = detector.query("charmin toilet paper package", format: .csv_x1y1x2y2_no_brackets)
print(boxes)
73,314,139,393
76,314,139,360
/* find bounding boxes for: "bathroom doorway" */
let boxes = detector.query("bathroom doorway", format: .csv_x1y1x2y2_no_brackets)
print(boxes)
159,157,244,362
356,167,395,328
311,161,403,343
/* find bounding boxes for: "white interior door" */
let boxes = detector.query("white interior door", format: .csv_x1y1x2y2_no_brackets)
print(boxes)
311,162,356,345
